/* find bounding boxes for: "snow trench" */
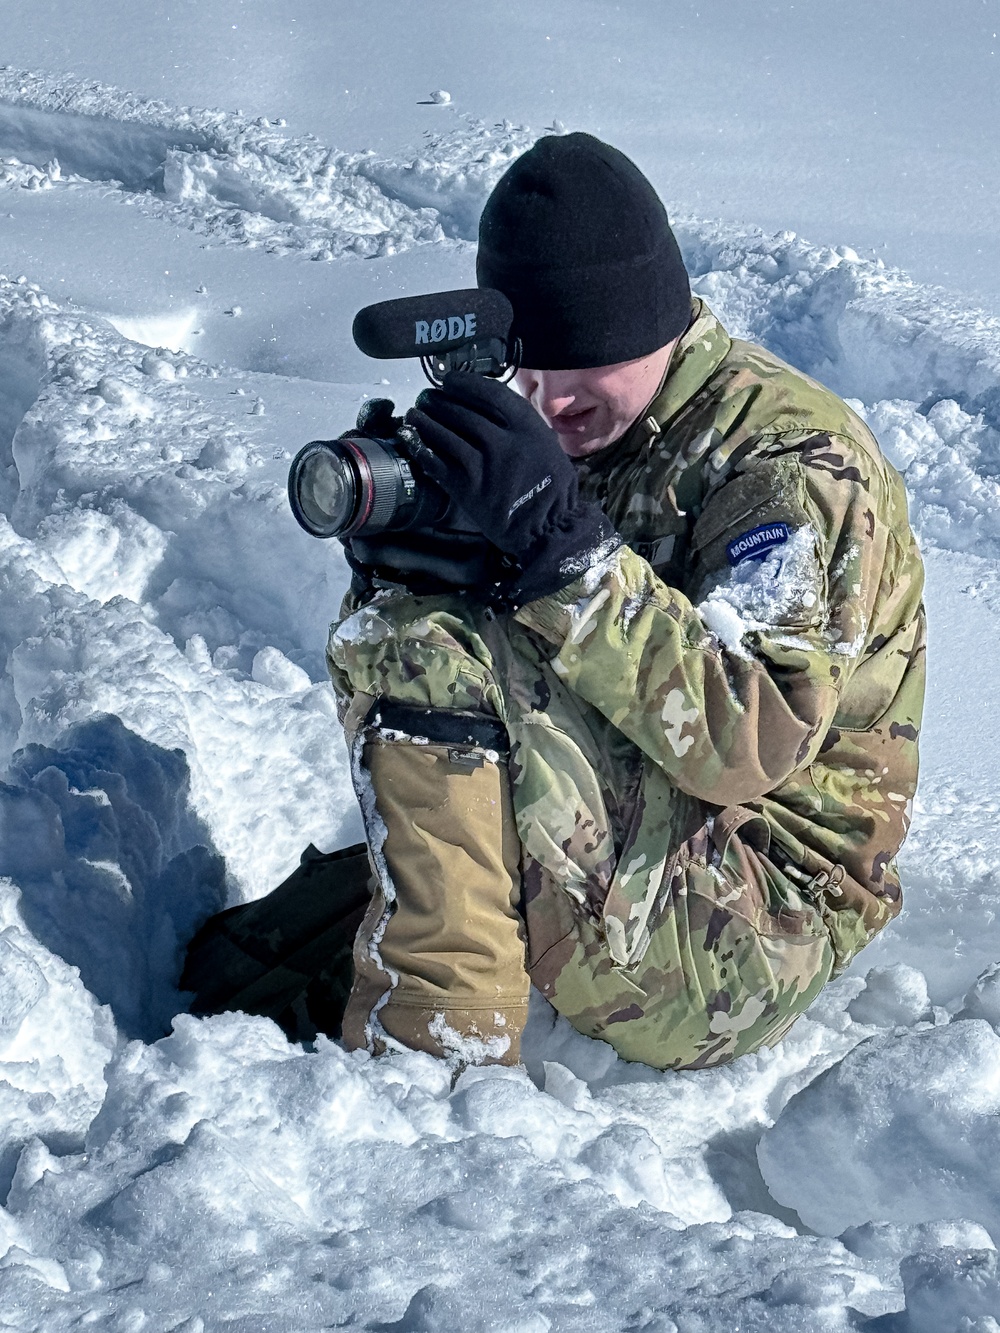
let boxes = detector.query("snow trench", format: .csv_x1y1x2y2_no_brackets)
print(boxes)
0,67,532,261
0,100,212,192
0,714,225,1043
0,305,46,515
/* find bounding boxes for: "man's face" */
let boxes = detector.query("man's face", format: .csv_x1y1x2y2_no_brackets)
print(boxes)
513,340,677,458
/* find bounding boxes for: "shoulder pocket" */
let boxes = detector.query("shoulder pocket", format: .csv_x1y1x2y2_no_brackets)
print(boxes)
692,455,809,562
692,458,827,634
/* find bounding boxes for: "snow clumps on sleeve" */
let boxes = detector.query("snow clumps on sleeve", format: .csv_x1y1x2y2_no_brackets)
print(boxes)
697,525,824,657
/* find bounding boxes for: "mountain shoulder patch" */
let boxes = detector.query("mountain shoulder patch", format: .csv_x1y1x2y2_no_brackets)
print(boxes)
726,522,791,566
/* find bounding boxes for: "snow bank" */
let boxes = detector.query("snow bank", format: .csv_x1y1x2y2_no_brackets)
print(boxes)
0,274,357,907
758,1015,1000,1241
0,1000,892,1331
679,221,1000,425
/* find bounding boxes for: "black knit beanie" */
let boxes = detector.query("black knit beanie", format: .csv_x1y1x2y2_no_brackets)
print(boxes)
476,132,691,370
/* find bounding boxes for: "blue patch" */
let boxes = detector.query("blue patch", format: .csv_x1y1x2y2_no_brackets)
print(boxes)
726,522,791,566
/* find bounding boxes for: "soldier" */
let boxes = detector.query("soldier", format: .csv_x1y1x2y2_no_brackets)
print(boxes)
187,133,925,1072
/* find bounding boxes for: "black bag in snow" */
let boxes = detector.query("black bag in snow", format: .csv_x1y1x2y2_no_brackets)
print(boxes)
179,842,372,1042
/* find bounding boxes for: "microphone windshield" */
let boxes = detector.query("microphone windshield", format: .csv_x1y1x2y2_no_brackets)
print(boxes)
352,288,514,360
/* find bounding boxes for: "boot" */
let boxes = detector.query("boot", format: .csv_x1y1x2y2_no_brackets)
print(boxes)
342,726,529,1066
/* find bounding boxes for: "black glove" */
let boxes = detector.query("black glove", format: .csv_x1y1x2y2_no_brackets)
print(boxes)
351,396,403,441
341,397,500,596
345,526,503,597
406,372,619,605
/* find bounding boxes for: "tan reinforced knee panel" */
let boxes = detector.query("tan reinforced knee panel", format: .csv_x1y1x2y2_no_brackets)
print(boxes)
342,722,529,1065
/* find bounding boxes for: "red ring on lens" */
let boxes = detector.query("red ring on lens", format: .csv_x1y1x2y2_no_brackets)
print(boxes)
338,437,375,535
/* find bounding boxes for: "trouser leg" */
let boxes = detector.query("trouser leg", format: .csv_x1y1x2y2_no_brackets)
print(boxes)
342,703,529,1065
526,817,835,1071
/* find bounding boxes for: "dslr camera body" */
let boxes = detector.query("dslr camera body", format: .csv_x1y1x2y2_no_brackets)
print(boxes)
287,288,518,588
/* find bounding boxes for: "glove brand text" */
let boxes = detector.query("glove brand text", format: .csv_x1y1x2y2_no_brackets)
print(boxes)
508,475,553,518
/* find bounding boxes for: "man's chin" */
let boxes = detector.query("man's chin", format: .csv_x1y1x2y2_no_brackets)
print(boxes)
556,431,618,459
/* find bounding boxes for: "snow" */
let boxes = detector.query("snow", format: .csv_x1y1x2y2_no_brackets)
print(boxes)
4,0,999,314
758,1018,1000,1241
697,526,825,659
0,2,998,1329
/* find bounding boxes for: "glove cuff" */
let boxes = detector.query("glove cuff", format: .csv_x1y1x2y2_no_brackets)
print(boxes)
496,505,621,608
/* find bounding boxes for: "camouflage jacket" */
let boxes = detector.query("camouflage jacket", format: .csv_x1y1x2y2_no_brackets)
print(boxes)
329,299,925,974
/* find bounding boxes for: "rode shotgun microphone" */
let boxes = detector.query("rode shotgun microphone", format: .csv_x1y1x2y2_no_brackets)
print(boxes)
352,287,518,384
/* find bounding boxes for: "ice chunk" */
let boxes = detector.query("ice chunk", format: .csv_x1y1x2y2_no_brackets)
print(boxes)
847,963,933,1028
959,962,1000,1027
94,375,154,416
758,1023,1000,1240
250,646,311,694
841,1218,996,1262
140,350,176,380
0,929,46,1038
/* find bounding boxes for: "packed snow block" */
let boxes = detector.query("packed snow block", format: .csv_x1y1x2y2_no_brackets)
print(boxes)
0,881,115,1203
847,963,932,1028
901,1248,1000,1333
0,713,225,1040
757,1023,1000,1241
958,963,1000,1027
840,1219,996,1264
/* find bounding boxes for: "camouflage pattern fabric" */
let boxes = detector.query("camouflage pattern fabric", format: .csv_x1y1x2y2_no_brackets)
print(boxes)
328,298,925,1070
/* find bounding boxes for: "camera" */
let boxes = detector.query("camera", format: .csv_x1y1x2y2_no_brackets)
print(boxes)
287,288,517,542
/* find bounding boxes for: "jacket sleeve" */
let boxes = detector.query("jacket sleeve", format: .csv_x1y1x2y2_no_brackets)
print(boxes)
513,435,893,807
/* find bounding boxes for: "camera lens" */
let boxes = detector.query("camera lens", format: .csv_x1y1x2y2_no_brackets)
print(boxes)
289,434,450,540
288,440,363,538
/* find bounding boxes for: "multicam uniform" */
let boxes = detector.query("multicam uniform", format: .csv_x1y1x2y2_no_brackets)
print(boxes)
328,299,925,1071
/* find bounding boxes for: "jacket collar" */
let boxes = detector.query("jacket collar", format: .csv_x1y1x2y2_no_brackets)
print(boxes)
638,298,731,438
581,300,731,477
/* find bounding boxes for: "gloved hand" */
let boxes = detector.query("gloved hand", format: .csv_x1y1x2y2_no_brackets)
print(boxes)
406,371,619,605
350,396,403,442
345,526,502,597
341,397,500,596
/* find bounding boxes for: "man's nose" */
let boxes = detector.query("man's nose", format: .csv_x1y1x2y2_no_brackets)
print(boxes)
532,377,578,417
541,392,577,418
